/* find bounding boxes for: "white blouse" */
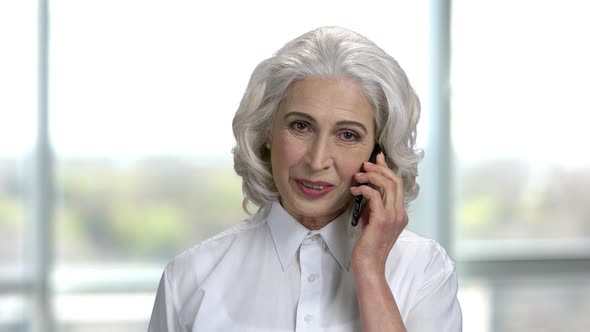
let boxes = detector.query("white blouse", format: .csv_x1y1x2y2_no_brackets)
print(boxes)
148,202,462,331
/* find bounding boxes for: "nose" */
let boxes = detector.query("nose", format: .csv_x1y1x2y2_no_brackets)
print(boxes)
306,137,334,171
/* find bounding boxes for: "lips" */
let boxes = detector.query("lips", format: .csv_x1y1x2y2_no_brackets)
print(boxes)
294,178,336,197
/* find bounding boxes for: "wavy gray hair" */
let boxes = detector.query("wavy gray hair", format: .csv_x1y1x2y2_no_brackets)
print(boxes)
232,26,423,217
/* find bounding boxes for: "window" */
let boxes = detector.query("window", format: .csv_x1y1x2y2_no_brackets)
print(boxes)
0,1,37,330
452,0,590,330
1,1,431,331
5,1,588,330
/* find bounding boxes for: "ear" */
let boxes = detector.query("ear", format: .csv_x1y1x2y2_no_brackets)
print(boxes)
265,129,274,149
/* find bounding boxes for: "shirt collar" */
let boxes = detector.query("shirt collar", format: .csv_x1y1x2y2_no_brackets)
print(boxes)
318,211,355,272
267,201,355,272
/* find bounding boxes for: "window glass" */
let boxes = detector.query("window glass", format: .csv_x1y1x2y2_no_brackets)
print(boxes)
56,293,152,332
50,1,249,266
0,0,37,277
54,159,245,263
459,275,590,331
452,0,590,240
0,295,30,332
50,0,430,266
0,159,27,275
48,0,429,328
491,276,590,330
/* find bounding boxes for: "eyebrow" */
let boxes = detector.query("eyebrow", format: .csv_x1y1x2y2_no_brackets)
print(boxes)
284,111,368,134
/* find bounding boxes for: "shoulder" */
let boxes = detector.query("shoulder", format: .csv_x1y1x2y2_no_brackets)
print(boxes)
385,230,458,315
387,229,456,290
391,231,462,327
395,229,454,267
163,215,268,295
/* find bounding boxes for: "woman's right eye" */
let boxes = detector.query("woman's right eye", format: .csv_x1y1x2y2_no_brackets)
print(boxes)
289,121,311,133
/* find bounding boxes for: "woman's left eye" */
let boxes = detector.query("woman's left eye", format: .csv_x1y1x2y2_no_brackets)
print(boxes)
338,131,360,142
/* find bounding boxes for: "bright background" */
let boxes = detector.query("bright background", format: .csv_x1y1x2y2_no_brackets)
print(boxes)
1,0,589,331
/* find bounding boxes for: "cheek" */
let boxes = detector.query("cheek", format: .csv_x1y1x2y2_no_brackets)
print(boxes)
336,155,365,183
272,133,306,172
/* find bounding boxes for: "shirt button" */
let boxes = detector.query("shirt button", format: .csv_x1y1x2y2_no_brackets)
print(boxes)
304,314,313,323
308,273,318,283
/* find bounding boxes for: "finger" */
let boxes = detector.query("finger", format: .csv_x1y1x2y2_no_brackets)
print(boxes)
354,171,389,186
363,157,405,209
394,177,405,214
377,151,387,166
363,159,400,184
349,185,385,218
350,185,408,232
354,171,398,208
359,154,391,180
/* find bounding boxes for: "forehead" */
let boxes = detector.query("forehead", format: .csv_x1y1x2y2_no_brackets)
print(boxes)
279,78,375,124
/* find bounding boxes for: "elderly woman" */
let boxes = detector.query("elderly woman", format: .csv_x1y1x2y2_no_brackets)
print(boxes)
149,26,462,331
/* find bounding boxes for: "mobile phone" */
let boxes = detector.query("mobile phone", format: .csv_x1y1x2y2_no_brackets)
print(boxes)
351,145,383,226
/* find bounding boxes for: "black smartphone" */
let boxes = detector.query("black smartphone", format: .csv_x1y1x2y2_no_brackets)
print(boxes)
351,145,383,226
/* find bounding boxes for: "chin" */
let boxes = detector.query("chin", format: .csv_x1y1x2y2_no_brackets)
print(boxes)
290,198,347,220
278,181,351,222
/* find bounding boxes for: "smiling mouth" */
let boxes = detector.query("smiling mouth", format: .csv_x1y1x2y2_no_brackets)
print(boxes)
300,181,327,190
294,179,335,197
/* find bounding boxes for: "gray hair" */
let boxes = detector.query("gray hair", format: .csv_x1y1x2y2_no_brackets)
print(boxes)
232,26,423,217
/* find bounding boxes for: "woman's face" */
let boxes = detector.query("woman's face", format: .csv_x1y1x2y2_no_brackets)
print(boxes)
269,78,376,227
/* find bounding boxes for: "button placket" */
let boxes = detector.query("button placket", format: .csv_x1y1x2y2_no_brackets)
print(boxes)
308,273,318,283
296,234,323,331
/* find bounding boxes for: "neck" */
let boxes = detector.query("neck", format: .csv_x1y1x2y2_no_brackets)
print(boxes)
280,201,345,230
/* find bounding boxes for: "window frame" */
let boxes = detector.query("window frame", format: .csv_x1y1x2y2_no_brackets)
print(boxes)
2,0,590,331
